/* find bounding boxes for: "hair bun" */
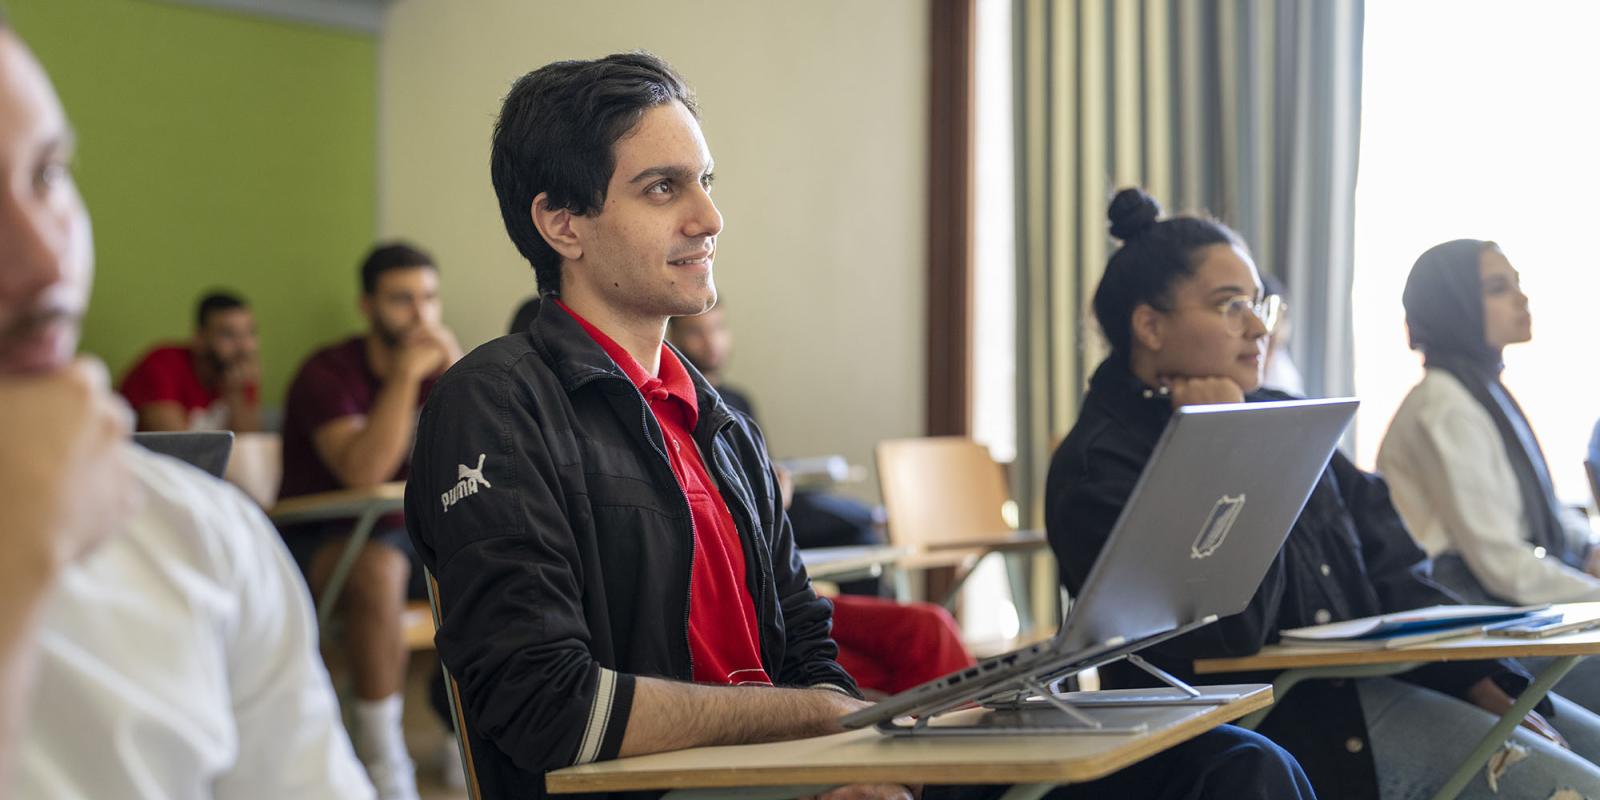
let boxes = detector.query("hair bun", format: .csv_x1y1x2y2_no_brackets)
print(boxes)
1108,187,1161,242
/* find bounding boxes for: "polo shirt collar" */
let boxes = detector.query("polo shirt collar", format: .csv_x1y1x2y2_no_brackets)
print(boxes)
555,299,700,425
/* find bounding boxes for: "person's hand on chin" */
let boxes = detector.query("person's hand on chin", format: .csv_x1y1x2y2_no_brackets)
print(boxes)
1162,375,1246,408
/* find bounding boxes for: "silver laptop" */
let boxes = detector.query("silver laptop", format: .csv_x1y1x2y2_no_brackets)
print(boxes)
840,397,1359,733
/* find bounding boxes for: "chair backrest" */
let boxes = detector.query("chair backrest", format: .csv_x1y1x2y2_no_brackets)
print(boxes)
1586,460,1600,513
132,431,234,478
223,432,282,507
875,437,1013,548
425,569,483,800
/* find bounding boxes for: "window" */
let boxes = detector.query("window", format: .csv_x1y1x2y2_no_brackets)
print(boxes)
1352,0,1600,503
971,0,1017,466
964,0,1022,645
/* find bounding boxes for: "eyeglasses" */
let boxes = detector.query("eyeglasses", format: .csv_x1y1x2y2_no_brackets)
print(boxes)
1171,294,1282,335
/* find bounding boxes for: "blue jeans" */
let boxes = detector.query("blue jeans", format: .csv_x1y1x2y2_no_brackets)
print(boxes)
926,724,1315,800
1359,677,1600,799
1524,655,1600,724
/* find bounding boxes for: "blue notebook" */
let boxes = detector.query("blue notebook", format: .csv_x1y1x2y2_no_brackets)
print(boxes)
1279,604,1549,649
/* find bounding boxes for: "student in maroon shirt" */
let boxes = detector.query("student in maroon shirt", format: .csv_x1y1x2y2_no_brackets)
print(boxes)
119,291,261,432
278,242,461,800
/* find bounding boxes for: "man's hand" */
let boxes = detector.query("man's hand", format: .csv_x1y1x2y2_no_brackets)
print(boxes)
394,323,463,382
0,358,139,574
220,351,260,395
1164,376,1245,408
1467,676,1569,749
394,327,449,382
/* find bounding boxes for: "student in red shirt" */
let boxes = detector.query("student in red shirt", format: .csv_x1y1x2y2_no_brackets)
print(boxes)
119,291,261,432
669,303,975,695
405,52,1312,800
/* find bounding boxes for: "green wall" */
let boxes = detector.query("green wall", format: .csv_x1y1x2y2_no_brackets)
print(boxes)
9,0,376,409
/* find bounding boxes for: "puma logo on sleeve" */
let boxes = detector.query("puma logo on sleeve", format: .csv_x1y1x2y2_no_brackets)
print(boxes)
441,453,492,512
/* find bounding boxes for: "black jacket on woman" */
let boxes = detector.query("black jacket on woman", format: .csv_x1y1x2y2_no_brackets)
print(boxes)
1045,356,1535,799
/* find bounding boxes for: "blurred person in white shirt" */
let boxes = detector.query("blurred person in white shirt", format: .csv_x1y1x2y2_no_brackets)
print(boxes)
0,12,372,799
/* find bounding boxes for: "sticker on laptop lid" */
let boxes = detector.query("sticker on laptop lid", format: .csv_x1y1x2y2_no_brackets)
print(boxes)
1191,494,1245,559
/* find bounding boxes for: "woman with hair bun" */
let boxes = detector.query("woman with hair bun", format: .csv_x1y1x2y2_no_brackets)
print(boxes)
1045,188,1600,799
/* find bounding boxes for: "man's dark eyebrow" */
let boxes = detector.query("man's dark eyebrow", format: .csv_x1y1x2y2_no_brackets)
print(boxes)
627,162,714,185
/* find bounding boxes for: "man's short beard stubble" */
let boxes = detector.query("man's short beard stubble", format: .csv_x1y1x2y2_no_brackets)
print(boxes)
373,316,411,349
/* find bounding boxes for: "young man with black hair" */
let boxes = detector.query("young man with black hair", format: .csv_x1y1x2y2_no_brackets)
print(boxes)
121,290,262,432
278,242,462,800
0,13,370,798
407,52,1315,800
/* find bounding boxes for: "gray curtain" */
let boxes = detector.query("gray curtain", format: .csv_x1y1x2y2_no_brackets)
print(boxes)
1012,0,1364,523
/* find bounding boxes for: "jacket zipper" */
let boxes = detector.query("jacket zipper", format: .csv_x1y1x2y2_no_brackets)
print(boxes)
633,396,698,681
703,420,775,674
576,368,763,682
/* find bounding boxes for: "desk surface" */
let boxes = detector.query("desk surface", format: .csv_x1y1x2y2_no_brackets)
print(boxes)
1195,602,1600,673
545,684,1272,793
921,529,1048,553
267,482,405,523
799,545,914,580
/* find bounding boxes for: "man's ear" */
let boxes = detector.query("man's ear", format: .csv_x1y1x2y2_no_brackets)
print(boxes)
1131,303,1166,352
531,192,584,262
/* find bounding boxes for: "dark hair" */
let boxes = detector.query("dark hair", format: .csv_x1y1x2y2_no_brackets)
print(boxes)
1091,187,1244,355
195,291,247,329
1260,271,1287,300
491,51,698,295
359,241,436,295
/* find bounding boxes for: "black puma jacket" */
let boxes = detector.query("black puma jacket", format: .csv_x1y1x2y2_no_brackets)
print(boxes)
406,298,855,800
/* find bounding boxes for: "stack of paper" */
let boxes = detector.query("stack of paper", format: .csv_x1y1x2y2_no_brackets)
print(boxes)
1278,605,1549,650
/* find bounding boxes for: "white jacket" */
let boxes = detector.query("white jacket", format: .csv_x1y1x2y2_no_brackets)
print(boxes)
1377,367,1600,604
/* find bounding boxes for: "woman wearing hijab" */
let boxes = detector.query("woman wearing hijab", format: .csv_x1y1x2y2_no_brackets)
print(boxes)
1378,240,1600,715
1047,189,1600,799
1378,239,1600,605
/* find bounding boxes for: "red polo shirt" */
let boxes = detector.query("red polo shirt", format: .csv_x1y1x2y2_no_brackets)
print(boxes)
559,301,772,686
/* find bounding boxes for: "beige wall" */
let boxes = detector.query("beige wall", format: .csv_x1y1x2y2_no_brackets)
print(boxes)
378,0,928,498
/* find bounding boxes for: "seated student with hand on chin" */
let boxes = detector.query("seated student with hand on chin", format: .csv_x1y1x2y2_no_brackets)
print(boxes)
277,241,463,800
0,13,371,798
120,290,262,432
1046,187,1600,800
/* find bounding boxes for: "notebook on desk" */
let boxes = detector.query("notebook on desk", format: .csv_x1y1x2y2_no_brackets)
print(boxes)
840,397,1360,735
1278,604,1553,650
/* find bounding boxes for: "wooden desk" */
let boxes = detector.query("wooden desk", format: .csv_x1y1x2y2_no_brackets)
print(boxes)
1194,602,1600,800
546,684,1273,799
800,545,914,582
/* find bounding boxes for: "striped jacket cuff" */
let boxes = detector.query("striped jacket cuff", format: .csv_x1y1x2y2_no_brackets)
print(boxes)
811,682,852,696
572,667,635,765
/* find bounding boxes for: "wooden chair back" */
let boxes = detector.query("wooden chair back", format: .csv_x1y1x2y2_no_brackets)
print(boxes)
875,437,1014,549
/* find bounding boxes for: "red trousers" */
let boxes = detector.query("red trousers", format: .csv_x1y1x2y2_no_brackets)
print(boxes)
829,594,975,695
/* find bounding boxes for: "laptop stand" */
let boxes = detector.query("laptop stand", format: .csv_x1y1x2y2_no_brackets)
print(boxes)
874,654,1245,737
1025,654,1253,707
